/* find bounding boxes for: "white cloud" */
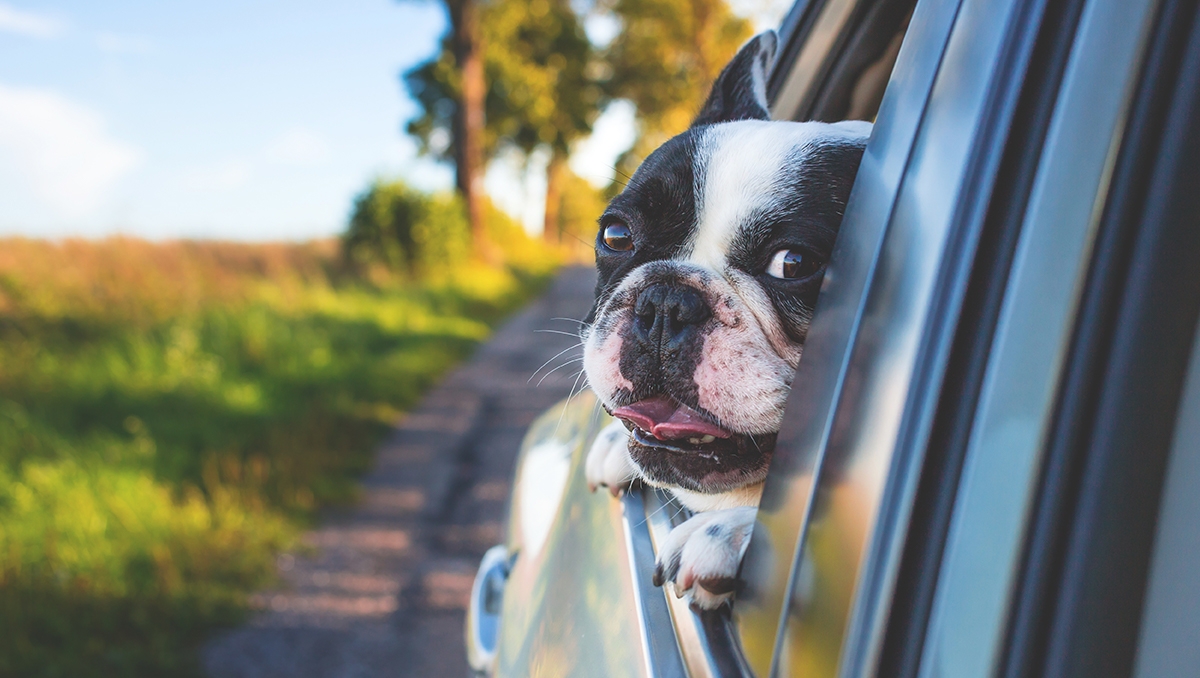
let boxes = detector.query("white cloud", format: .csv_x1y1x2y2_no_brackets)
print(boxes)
176,126,331,195
95,32,154,55
180,160,253,193
0,83,141,219
0,3,64,38
265,126,331,166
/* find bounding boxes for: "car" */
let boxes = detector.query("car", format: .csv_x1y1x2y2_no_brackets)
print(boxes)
465,0,1200,674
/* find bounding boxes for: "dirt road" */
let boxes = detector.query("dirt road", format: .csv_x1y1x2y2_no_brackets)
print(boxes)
204,266,597,677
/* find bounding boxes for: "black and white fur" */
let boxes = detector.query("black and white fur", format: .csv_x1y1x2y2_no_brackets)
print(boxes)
581,31,870,609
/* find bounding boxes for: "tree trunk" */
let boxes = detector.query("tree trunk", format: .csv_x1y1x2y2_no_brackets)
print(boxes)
449,0,488,258
543,151,566,243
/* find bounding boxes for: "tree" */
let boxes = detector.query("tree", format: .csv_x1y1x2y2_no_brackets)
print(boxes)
404,0,602,245
401,0,487,257
602,0,752,183
485,0,601,243
555,167,609,253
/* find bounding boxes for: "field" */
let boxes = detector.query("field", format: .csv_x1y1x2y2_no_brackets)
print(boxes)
0,236,558,677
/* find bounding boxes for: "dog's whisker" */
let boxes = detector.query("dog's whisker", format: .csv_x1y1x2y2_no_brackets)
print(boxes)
554,369,589,436
559,368,586,408
528,343,583,384
565,231,599,249
534,329,583,339
563,364,585,387
634,493,675,528
605,163,633,182
670,501,691,523
536,357,584,387
565,372,589,405
550,317,589,327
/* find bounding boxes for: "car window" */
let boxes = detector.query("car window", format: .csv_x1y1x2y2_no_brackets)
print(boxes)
752,0,1055,672
915,0,1167,674
734,0,964,672
1129,9,1200,675
629,1,930,673
735,0,1188,675
991,2,1200,674
771,0,915,122
1136,324,1200,678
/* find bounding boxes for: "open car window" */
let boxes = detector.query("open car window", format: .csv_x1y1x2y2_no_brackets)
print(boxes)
734,0,957,672
551,1,936,674
474,0,1199,675
770,0,915,122
629,0,932,673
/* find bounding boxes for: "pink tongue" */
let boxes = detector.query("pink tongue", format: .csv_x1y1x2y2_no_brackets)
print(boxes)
613,396,731,441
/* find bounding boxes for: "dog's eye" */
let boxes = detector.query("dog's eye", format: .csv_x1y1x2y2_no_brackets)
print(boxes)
602,223,634,252
768,248,822,280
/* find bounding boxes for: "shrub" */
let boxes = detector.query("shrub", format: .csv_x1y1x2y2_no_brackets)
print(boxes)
343,177,570,280
343,180,471,279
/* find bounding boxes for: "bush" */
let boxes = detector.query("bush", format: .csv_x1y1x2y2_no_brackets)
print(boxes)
343,180,471,279
343,177,568,280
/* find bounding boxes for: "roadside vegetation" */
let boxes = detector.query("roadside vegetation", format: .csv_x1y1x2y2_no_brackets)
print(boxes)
0,0,764,673
0,193,559,677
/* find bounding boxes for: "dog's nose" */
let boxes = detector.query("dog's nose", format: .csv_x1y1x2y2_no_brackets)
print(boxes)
634,284,711,347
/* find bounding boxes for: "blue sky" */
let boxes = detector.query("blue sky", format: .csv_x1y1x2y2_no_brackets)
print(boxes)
0,1,782,241
0,0,478,240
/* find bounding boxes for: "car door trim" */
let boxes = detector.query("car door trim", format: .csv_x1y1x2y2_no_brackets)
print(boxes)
999,1,1200,675
734,0,966,674
914,0,1163,675
622,488,690,678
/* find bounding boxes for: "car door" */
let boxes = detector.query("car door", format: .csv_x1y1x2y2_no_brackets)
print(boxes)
467,1,927,676
906,1,1200,677
741,0,1200,677
471,0,1200,674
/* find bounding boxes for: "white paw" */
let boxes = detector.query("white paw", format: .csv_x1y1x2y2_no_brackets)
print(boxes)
653,507,757,610
585,421,640,495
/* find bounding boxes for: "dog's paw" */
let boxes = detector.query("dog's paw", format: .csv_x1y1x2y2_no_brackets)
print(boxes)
652,507,757,610
585,421,640,495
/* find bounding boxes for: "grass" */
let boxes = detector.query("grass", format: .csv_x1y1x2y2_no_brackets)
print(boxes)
0,236,558,677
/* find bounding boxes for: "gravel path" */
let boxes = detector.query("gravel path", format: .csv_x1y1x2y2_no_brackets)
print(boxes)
203,266,597,678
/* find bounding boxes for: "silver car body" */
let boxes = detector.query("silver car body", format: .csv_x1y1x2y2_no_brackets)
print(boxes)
467,0,1200,674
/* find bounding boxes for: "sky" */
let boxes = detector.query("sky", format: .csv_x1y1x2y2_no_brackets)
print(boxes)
0,0,785,241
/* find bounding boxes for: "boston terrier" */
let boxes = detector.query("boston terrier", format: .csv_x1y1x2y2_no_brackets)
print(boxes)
581,30,871,609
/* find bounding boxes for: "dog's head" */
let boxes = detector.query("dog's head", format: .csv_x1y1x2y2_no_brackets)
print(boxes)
581,31,870,496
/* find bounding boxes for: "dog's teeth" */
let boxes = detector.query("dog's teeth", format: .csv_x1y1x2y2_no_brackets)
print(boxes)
689,437,701,445
700,435,716,444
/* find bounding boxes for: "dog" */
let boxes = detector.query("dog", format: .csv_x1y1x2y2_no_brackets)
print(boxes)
581,30,871,609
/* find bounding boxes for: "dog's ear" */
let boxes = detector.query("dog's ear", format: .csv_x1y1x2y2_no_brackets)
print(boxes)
692,31,778,127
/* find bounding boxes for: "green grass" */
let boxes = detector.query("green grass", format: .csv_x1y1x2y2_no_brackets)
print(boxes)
0,238,557,677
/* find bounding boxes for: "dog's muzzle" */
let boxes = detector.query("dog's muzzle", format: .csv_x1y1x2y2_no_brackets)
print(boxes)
632,283,711,353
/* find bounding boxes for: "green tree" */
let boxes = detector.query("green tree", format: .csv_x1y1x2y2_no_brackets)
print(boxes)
485,0,602,243
404,0,602,245
603,0,752,182
401,0,487,257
